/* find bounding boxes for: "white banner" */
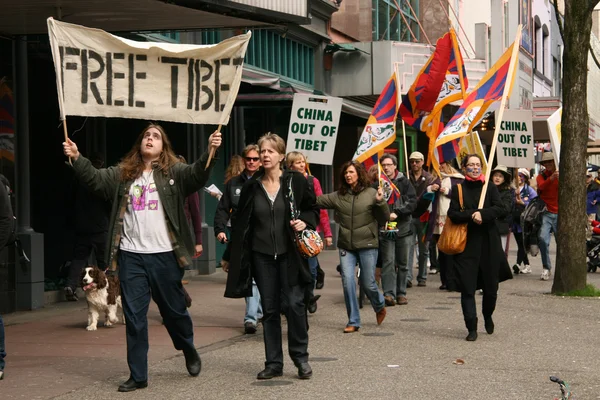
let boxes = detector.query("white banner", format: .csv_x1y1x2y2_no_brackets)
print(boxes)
496,109,535,168
547,107,562,166
286,94,343,165
47,18,250,125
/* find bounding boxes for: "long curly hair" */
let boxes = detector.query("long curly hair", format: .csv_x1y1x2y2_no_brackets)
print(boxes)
338,160,370,195
118,123,179,181
224,155,245,183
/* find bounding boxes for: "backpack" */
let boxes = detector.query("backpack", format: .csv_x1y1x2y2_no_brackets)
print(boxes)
520,197,547,257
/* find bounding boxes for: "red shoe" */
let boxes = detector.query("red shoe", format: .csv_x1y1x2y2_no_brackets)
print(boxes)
376,307,387,325
343,325,359,333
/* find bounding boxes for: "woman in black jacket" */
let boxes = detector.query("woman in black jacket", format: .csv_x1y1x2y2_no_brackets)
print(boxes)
447,155,512,342
221,133,318,380
491,165,514,255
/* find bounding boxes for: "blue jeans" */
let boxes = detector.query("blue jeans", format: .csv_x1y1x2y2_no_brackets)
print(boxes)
339,248,384,327
308,256,318,289
0,314,5,371
244,280,263,326
380,233,412,298
118,251,195,382
539,211,558,271
407,218,429,282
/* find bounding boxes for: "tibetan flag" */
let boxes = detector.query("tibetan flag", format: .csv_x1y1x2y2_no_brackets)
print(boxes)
434,41,518,149
378,163,401,205
353,74,399,170
400,29,468,132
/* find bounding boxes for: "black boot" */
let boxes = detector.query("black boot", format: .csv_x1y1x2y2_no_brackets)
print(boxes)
316,265,325,289
465,318,478,341
484,315,494,334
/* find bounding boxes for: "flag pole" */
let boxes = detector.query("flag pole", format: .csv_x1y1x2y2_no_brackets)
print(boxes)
478,25,522,209
378,153,382,189
402,119,409,174
63,118,72,165
205,124,222,169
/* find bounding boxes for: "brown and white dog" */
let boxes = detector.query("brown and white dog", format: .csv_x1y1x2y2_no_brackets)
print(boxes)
80,266,124,331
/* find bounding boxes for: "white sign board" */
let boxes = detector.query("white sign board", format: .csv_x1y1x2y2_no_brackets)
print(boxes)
47,18,250,125
547,107,562,166
496,109,535,168
286,94,343,165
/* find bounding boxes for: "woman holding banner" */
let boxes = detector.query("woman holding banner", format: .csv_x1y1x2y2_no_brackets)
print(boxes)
316,161,389,333
63,123,221,392
222,133,318,380
447,154,511,342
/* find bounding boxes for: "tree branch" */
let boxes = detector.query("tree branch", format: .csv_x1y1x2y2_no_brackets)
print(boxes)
553,0,564,44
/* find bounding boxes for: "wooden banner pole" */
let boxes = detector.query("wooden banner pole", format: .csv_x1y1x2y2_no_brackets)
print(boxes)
63,118,72,165
205,124,222,169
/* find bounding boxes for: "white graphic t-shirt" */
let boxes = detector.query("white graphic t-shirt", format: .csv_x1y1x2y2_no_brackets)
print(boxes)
120,170,173,253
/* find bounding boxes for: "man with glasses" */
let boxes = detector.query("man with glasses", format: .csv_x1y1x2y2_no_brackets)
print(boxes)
215,145,263,334
379,154,417,306
407,152,440,287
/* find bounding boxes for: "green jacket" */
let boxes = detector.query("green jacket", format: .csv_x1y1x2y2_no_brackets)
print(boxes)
317,187,389,250
72,152,215,271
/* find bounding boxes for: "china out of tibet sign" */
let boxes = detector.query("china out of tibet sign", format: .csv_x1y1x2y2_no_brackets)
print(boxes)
496,109,535,168
286,94,342,165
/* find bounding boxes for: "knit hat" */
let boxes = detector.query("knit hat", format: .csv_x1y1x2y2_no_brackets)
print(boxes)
517,168,530,179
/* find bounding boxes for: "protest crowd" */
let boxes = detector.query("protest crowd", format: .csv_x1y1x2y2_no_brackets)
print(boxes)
0,14,585,398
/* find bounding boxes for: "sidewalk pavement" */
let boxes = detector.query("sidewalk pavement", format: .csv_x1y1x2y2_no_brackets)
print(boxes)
3,236,600,399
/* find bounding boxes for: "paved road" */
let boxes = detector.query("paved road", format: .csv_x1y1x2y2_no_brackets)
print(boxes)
4,238,600,399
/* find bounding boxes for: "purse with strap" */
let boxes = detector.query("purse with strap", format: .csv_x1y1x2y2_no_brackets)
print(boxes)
437,184,468,255
288,175,324,259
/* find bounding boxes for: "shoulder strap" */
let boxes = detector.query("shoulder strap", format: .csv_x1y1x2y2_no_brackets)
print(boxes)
287,174,299,220
458,184,464,211
307,175,315,193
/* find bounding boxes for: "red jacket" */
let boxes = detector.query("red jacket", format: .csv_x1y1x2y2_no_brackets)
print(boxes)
536,170,559,214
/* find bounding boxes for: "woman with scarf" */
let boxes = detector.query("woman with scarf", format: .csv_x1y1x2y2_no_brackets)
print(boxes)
447,154,512,341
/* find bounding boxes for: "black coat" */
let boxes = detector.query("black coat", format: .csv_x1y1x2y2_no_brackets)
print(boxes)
447,180,512,293
214,173,250,236
495,187,515,235
223,169,318,298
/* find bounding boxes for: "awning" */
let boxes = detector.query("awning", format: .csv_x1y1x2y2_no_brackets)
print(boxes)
238,67,372,119
0,0,270,36
532,97,561,141
325,43,371,55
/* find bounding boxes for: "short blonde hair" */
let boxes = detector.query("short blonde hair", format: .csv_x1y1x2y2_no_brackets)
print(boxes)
285,151,306,169
257,133,286,166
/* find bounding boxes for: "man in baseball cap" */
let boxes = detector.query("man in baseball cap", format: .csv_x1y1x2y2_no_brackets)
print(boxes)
407,151,440,287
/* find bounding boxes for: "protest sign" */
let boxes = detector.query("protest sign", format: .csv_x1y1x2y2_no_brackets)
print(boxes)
457,132,488,176
286,94,342,165
547,107,562,166
47,18,250,125
495,109,534,168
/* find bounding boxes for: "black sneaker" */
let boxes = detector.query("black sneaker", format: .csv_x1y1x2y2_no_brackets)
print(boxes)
512,264,521,275
64,287,78,302
244,322,257,334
